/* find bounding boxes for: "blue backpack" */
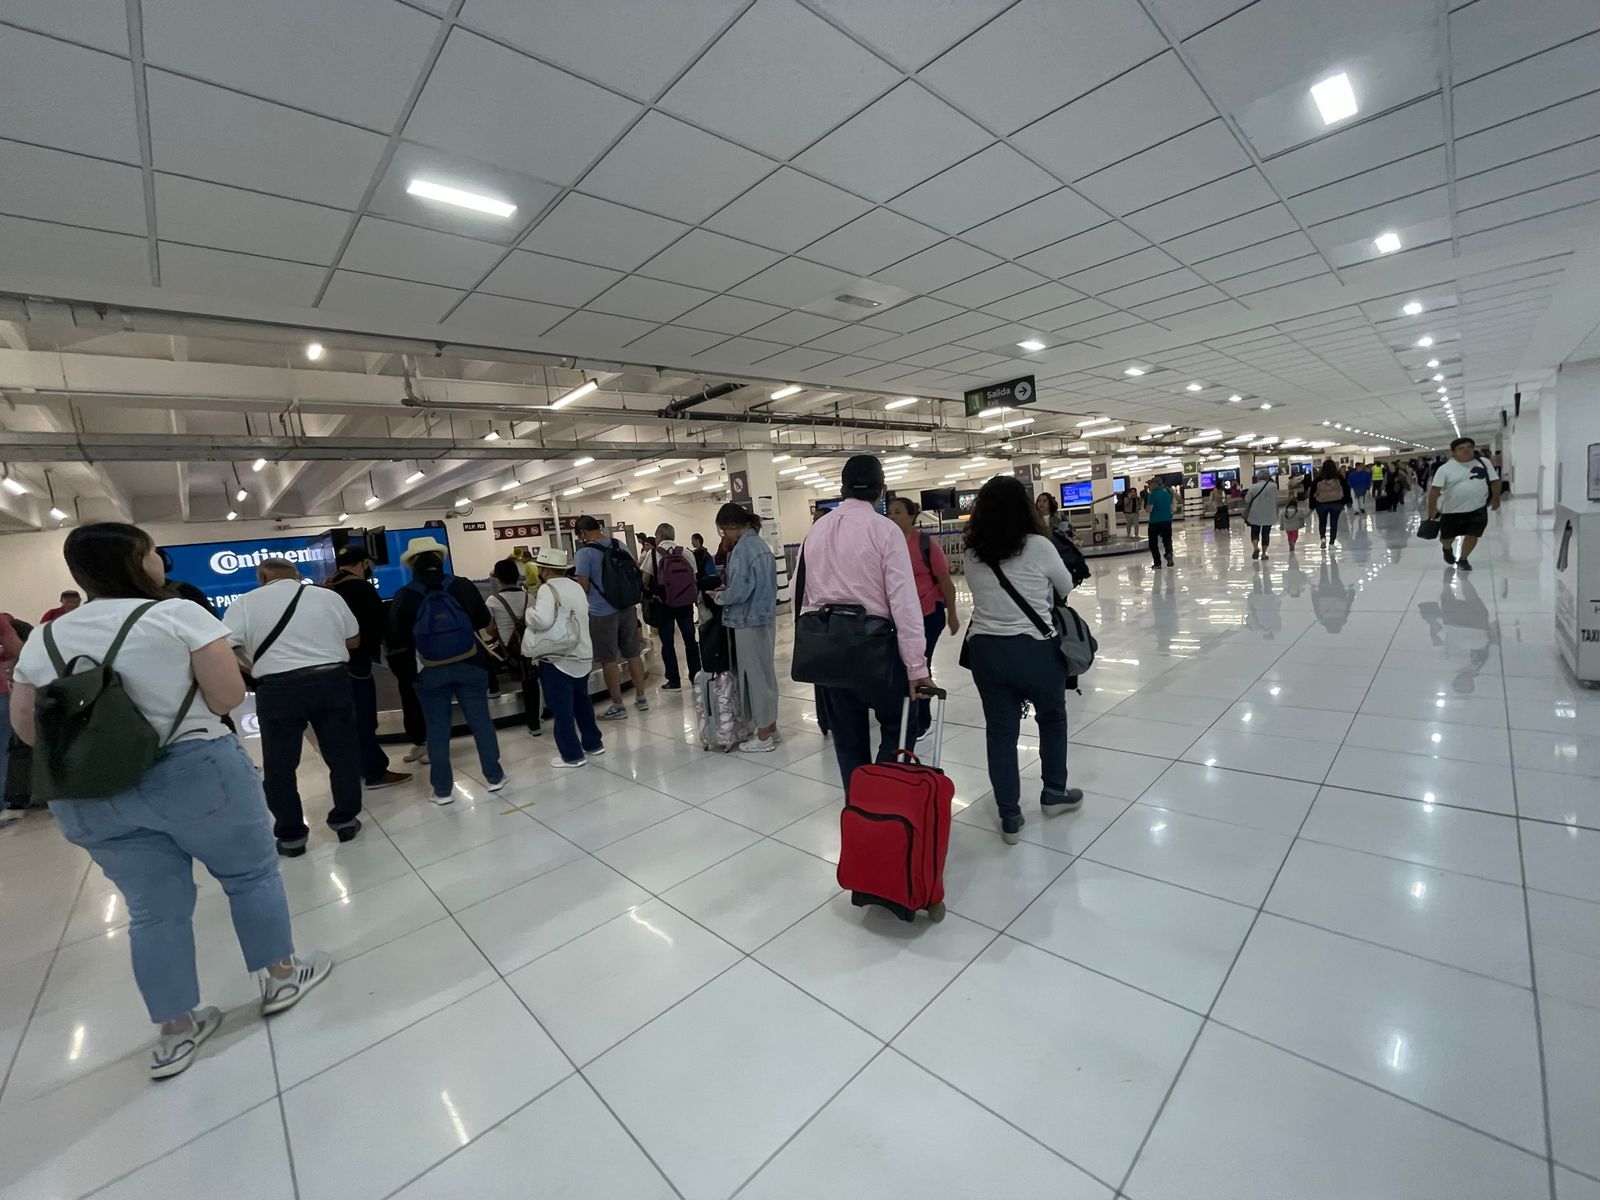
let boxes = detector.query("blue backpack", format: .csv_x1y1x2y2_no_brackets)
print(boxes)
410,579,478,667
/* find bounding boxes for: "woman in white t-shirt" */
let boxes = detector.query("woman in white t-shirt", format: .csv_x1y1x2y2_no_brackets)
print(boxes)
521,547,601,768
8,523,330,1080
961,476,1082,845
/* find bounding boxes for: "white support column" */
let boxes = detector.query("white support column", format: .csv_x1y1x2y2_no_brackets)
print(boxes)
726,449,788,602
1089,454,1115,540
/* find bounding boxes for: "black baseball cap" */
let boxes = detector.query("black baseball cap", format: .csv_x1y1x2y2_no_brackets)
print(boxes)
336,544,372,567
841,454,885,498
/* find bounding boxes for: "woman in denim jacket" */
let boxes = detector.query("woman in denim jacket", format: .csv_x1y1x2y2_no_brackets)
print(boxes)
711,503,780,752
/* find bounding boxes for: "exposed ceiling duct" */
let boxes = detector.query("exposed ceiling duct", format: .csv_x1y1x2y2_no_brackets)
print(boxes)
658,381,745,416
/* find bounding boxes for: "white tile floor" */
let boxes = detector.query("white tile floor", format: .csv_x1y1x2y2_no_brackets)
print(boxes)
1,500,1595,1199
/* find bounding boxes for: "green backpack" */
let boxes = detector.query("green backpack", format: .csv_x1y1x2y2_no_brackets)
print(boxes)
33,601,198,801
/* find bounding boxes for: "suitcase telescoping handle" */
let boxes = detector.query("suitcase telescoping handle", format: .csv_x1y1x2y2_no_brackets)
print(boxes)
897,684,948,768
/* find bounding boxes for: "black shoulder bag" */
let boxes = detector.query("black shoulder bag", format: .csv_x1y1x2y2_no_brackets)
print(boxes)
788,552,898,691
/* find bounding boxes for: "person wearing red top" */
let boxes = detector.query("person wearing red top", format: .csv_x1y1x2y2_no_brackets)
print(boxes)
0,612,23,822
39,589,82,623
887,497,960,736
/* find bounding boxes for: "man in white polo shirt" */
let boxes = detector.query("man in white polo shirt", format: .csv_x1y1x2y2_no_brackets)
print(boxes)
224,557,363,857
1427,436,1501,571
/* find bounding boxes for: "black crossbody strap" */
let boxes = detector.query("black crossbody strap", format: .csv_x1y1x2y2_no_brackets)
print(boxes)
990,561,1053,639
165,679,200,744
252,585,305,664
793,551,806,610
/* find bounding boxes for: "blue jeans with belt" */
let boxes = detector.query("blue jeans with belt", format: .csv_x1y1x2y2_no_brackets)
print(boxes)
50,736,294,1023
539,661,604,764
417,661,504,797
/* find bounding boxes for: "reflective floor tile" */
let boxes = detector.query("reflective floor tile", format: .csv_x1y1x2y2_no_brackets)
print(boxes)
455,857,651,974
534,782,688,850
1527,889,1600,1006
414,822,583,910
1054,744,1172,800
699,772,840,834
507,898,740,1065
1073,714,1199,758
956,788,1132,856
1299,787,1522,883
1214,915,1545,1152
741,1050,1110,1200
1542,994,1600,1177
1212,700,1354,745
940,821,1074,929
1557,1167,1600,1200
641,754,776,803
755,892,994,1039
1516,766,1600,829
895,936,1198,1186
1519,819,1600,903
281,983,570,1200
1266,840,1530,986
1511,728,1600,777
1009,859,1256,1011
1323,745,1516,815
1127,1023,1548,1200
771,804,842,864
585,960,879,1200
662,840,840,951
390,1074,677,1199
1086,804,1293,906
1137,760,1317,835
89,1101,294,1200
594,808,762,894
1344,714,1512,767
1181,727,1338,783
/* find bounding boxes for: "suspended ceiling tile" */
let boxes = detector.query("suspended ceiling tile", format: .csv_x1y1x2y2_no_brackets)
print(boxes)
1076,120,1252,214
0,0,130,54
621,324,731,359
982,282,1087,323
746,310,846,345
0,141,146,236
1123,168,1280,244
1284,149,1447,227
1454,91,1600,177
542,309,659,349
795,81,991,202
805,0,1012,70
446,293,572,345
728,257,857,307
888,143,1059,234
1260,99,1444,196
932,262,1051,308
1100,267,1205,309
520,194,688,272
1066,245,1183,295
677,295,789,336
861,296,967,333
659,0,900,159
920,0,1167,135
147,71,386,209
751,345,839,372
1019,223,1150,280
158,243,325,307
460,0,746,100
1141,0,1252,41
1453,33,1600,136
874,239,1001,293
1164,204,1301,264
1456,138,1600,210
706,168,871,253
403,29,640,186
802,325,898,354
582,112,775,224
478,250,622,308
961,190,1107,260
1193,231,1318,284
1450,0,1600,82
0,217,146,286
799,208,946,275
339,217,503,289
637,229,782,293
694,335,790,366
587,275,715,323
319,270,464,326
0,26,139,161
154,174,350,264
1034,297,1115,332
141,0,439,130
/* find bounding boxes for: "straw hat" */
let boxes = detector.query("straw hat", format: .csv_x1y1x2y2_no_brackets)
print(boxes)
534,547,572,569
399,535,450,566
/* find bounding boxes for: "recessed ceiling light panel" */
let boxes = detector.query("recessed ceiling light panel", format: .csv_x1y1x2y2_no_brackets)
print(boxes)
1310,72,1359,125
1374,231,1402,254
406,177,516,218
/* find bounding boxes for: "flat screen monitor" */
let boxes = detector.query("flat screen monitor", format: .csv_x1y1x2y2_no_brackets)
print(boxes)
1059,481,1094,507
1112,476,1128,494
1199,472,1216,490
956,489,979,513
1216,468,1239,483
920,487,956,513
813,497,842,515
1158,471,1184,487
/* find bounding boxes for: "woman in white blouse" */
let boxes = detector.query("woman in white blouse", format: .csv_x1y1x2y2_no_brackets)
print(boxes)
961,477,1083,844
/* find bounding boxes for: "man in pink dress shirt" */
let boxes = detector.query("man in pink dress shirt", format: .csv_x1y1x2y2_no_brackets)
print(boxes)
796,455,932,787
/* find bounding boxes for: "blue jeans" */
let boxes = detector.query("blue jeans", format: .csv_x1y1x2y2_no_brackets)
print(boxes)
49,737,294,1023
417,662,503,797
539,661,604,763
967,634,1071,829
819,656,913,790
0,698,13,806
1316,502,1344,541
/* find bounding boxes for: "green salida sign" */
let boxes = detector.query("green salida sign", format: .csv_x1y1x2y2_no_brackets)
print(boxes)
964,374,1035,418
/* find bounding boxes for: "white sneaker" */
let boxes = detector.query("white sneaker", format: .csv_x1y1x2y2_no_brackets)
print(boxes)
431,791,455,806
550,755,586,769
261,951,333,1016
403,745,427,763
486,775,509,793
587,745,607,757
149,1006,223,1080
0,808,25,825
737,738,777,754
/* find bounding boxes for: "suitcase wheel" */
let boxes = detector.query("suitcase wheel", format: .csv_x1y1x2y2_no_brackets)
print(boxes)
926,901,946,923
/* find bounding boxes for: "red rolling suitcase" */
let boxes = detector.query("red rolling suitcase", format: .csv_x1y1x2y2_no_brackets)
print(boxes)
837,687,952,923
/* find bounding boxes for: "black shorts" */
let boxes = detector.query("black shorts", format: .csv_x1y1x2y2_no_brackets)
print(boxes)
1438,508,1488,540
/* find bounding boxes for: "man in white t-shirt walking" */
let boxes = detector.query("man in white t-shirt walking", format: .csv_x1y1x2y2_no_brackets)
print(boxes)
224,557,362,856
1427,436,1501,571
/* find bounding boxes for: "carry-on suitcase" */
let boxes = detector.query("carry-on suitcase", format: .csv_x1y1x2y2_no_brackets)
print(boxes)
1213,504,1230,530
837,687,952,923
693,669,753,752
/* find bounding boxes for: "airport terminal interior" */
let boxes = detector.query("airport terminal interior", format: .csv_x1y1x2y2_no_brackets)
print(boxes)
2,0,1600,1197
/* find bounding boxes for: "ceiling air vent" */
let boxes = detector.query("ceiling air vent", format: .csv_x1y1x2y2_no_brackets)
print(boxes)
834,294,881,309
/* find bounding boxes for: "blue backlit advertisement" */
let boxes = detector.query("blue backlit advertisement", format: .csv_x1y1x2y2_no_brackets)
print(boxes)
160,526,450,615
1059,481,1093,507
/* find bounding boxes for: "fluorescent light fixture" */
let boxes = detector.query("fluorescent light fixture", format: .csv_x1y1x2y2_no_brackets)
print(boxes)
1186,382,1204,392
674,474,697,485
482,429,501,442
1426,358,1440,368
337,512,349,523
48,507,68,521
453,495,470,507
1438,386,1448,394
884,397,918,410
251,458,267,472
1260,402,1273,410
884,455,912,464
572,456,594,467
225,510,238,521
771,454,791,463
644,495,662,503
1416,335,1434,347
1228,394,1243,403
511,501,528,511
406,177,516,218
1403,300,1423,316
979,406,1010,419
634,465,661,476
1374,231,1402,254
404,470,425,484
562,486,584,496
770,385,802,400
235,488,249,502
611,490,631,500
1089,424,1124,435
1429,372,1445,382
1123,366,1145,376
499,479,519,492
552,379,598,409
1077,417,1111,427
364,495,380,508
700,482,721,491
1017,339,1046,352
1310,72,1358,125
305,342,325,362
1,477,26,495
1145,424,1174,434
779,466,807,476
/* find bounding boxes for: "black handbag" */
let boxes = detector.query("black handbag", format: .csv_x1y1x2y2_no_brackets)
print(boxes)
1416,518,1441,541
788,553,897,690
699,604,733,674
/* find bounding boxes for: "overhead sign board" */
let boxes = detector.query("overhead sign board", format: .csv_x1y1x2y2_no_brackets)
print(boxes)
964,374,1035,418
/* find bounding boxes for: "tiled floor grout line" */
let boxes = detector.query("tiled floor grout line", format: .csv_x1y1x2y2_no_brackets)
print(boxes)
1109,548,1412,1198
0,856,93,1109
1491,542,1561,1200
264,1018,303,1200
